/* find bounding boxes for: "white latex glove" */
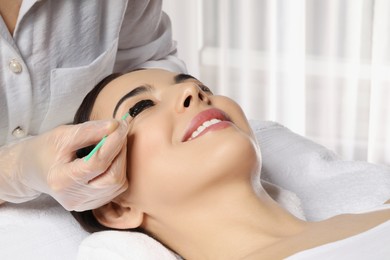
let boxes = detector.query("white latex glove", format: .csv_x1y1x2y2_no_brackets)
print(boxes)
0,118,130,211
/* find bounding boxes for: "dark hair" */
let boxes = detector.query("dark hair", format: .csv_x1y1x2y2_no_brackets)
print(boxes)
73,72,123,125
71,72,148,235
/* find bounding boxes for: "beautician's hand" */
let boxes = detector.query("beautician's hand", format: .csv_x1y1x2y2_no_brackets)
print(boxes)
0,119,129,211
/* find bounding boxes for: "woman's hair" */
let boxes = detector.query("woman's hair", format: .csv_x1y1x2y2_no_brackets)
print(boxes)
73,72,123,127
71,71,148,235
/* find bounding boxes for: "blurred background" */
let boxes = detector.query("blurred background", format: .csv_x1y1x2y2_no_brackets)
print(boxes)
163,0,390,166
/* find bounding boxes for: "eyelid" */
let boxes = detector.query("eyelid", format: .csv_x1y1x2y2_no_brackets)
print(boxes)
199,84,213,94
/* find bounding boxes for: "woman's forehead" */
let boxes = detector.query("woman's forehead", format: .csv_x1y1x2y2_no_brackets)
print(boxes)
109,69,176,90
109,69,177,94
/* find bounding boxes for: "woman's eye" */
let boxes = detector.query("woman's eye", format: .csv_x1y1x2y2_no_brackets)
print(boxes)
200,85,213,94
129,99,155,118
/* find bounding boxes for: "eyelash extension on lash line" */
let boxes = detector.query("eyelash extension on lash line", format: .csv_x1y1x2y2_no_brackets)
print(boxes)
129,99,155,117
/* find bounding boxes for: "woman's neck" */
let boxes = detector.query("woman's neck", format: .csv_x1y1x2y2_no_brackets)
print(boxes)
0,0,22,35
147,182,306,259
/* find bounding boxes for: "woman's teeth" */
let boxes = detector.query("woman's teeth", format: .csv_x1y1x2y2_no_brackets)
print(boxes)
189,119,221,140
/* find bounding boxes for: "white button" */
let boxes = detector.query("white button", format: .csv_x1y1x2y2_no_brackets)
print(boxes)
9,59,23,74
12,127,26,138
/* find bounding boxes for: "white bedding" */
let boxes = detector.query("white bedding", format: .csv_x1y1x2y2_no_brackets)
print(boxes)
253,121,390,220
0,194,88,260
0,120,389,259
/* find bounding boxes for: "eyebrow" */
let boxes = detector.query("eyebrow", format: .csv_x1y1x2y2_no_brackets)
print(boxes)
112,85,151,117
174,73,197,84
112,73,198,117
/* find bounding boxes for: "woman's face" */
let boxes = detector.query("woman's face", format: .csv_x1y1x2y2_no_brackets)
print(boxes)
91,69,260,215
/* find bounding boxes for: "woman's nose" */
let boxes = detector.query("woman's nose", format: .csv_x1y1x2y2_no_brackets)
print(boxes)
176,83,210,112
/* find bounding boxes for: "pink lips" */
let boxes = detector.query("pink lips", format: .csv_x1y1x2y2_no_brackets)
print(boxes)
182,108,232,142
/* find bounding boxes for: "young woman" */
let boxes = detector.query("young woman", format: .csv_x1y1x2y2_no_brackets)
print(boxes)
72,69,390,259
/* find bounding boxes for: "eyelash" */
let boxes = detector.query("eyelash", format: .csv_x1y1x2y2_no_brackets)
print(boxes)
200,85,212,94
129,99,155,118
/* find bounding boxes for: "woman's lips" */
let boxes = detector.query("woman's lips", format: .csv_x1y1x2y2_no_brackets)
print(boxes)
182,108,232,142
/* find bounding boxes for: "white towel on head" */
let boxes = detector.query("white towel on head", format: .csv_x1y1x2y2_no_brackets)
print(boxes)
251,120,390,221
261,180,305,220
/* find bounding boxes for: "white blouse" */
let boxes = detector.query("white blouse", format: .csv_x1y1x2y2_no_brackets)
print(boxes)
0,0,186,145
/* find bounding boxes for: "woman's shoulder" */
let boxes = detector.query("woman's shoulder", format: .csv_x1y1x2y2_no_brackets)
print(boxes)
284,205,390,259
246,205,390,259
285,219,390,259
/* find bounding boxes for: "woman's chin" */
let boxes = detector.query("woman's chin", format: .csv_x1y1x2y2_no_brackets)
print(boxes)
202,128,261,179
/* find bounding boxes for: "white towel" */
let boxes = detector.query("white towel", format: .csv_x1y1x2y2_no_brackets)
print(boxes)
78,231,179,260
251,120,390,221
0,194,89,260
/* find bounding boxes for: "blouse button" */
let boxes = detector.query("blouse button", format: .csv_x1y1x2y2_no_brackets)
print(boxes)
9,59,23,74
12,127,26,138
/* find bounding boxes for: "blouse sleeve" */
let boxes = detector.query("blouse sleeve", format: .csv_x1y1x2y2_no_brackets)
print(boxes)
114,0,187,73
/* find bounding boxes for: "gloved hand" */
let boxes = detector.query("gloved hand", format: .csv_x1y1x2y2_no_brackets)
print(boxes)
0,118,130,211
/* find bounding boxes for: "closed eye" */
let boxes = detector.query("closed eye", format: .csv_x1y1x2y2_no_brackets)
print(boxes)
200,84,213,94
129,99,155,118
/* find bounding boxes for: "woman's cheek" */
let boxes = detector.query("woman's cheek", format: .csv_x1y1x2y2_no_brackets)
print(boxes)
214,96,253,136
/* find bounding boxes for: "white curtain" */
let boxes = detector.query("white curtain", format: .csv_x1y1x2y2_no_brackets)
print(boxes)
163,0,390,166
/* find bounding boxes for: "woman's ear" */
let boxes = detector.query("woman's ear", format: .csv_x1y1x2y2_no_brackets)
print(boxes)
92,201,144,229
